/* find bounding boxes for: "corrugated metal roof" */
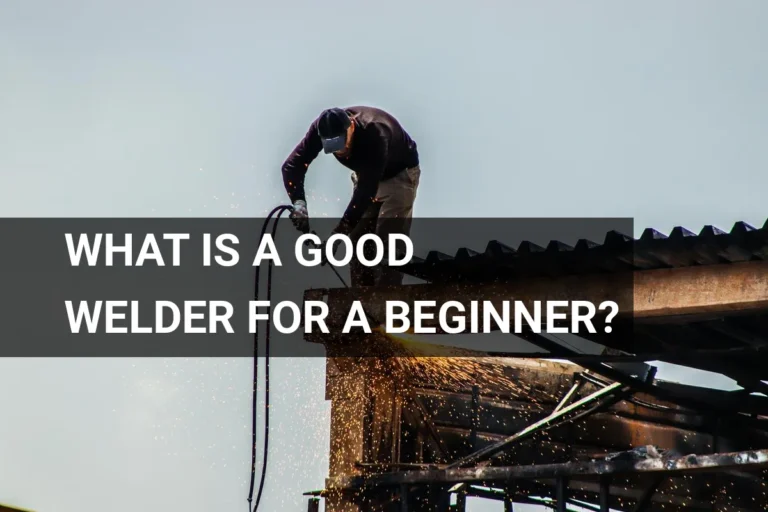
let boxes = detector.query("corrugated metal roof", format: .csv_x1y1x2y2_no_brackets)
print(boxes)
392,218,768,388
400,218,768,283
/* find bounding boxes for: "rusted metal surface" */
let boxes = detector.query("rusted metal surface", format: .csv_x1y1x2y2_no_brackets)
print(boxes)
328,354,768,456
306,259,768,382
412,397,755,456
512,333,768,419
393,348,768,421
427,427,616,465
446,381,627,468
327,448,768,489
400,395,450,463
311,259,768,329
321,354,768,510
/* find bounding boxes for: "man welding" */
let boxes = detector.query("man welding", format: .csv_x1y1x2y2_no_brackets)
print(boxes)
281,106,421,287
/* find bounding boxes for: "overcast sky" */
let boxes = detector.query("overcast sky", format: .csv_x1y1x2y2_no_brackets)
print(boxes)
1,1,767,511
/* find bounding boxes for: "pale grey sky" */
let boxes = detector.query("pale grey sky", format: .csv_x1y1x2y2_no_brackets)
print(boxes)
1,1,766,511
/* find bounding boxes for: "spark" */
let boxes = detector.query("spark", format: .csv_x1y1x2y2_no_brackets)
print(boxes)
338,327,525,398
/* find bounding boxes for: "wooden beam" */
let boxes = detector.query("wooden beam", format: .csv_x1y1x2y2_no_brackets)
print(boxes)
309,260,768,331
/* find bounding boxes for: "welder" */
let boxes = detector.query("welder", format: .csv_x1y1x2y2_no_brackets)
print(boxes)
281,105,421,287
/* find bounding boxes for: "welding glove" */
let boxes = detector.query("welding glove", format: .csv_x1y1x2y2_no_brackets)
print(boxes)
290,199,309,233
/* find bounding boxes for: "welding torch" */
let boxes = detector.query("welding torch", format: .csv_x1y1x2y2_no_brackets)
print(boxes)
299,224,350,286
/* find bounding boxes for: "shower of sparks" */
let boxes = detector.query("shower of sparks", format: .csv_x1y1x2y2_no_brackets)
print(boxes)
311,329,768,510
325,327,552,411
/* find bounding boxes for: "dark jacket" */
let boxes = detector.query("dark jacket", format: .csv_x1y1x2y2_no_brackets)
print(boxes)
282,106,419,233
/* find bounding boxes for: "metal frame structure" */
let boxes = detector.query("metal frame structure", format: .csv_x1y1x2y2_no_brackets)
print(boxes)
301,219,768,511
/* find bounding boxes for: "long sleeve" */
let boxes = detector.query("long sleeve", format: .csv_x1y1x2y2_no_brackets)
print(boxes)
335,140,387,235
281,120,322,203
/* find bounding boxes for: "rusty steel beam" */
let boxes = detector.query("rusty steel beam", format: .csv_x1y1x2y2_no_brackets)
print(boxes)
318,330,768,419
327,448,768,490
309,259,768,330
511,331,768,420
446,381,626,468
407,394,451,462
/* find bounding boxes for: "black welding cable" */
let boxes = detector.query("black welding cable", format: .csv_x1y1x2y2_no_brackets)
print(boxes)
248,205,279,511
247,207,378,511
248,204,293,512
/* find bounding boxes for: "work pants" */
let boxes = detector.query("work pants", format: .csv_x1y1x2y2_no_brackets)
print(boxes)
348,165,420,287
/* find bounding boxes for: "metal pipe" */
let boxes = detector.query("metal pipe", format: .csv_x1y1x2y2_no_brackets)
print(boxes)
555,478,567,512
447,381,623,468
554,379,584,413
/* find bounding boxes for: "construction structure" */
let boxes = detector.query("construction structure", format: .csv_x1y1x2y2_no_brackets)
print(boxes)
302,219,768,511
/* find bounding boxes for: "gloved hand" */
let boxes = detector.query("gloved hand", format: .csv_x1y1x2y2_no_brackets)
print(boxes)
290,199,309,233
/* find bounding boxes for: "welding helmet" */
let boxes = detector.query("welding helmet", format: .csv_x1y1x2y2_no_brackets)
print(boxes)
317,108,351,154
